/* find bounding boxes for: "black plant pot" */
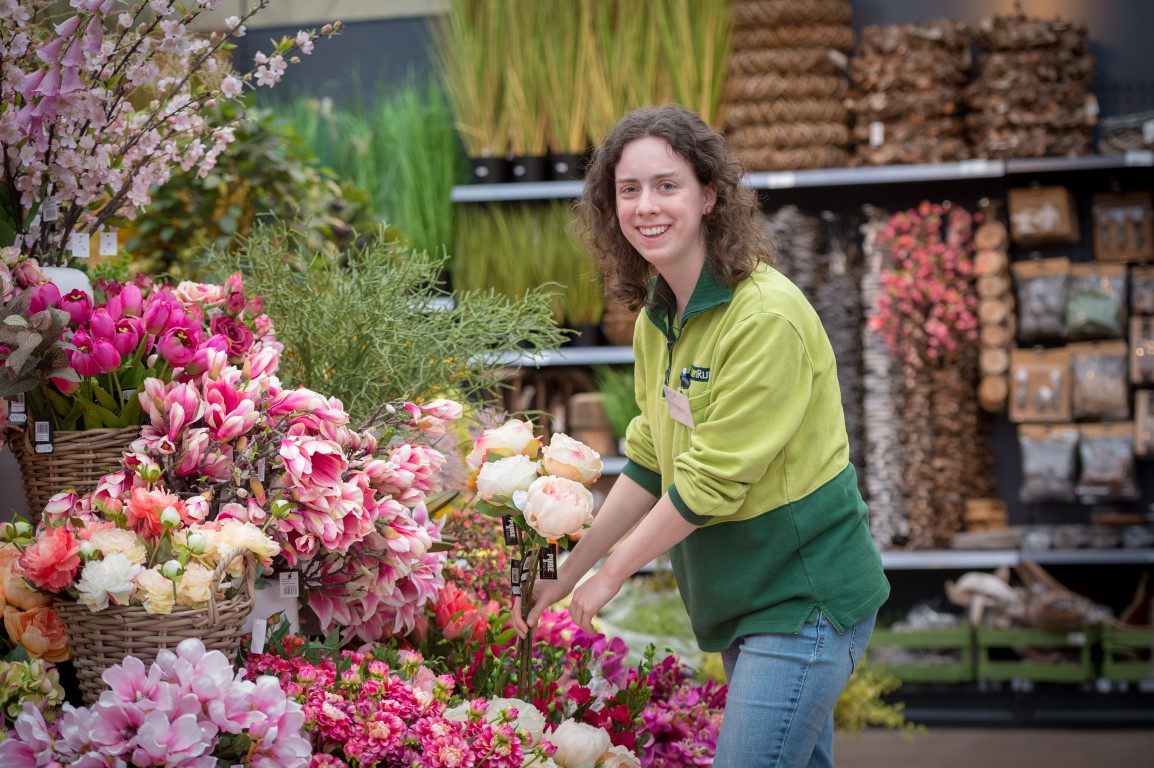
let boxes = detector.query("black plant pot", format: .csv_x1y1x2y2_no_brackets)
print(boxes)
509,154,549,183
564,324,605,347
549,152,587,181
470,156,509,184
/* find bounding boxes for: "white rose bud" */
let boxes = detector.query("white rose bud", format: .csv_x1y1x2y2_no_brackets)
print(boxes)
13,521,32,537
521,475,595,541
476,454,540,506
79,541,97,560
161,559,184,580
186,533,206,554
160,506,181,528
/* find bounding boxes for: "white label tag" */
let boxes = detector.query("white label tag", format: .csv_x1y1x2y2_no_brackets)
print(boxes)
663,385,695,429
958,159,994,176
41,196,58,222
257,457,267,482
7,394,26,425
250,618,267,654
1124,149,1154,166
99,228,118,256
71,232,90,259
278,570,298,599
868,121,885,147
1143,119,1154,145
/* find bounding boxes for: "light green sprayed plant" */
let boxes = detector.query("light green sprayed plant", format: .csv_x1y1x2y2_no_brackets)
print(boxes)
549,202,605,326
541,1,588,156
434,0,508,158
655,0,734,129
593,365,640,439
202,223,567,426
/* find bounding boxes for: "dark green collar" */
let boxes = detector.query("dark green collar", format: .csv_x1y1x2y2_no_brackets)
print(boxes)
644,266,733,333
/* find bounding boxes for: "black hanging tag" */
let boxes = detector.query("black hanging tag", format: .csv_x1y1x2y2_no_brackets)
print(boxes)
510,560,522,594
502,515,520,545
539,542,558,580
32,419,54,454
7,394,26,426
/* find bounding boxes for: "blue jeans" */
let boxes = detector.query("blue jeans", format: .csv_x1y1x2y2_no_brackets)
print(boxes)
714,610,877,768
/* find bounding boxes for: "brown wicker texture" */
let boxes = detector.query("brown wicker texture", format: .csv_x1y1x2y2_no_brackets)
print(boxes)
723,98,848,127
732,0,853,29
734,145,849,171
10,426,139,525
732,25,855,52
723,73,847,101
730,47,845,76
55,549,255,705
728,122,850,150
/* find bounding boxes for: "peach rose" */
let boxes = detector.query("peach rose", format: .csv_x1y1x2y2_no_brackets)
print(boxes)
542,433,603,485
3,605,69,663
521,475,595,541
17,527,81,592
466,419,540,469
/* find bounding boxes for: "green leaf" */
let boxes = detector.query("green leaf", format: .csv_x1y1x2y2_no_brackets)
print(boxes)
474,500,509,519
90,380,120,412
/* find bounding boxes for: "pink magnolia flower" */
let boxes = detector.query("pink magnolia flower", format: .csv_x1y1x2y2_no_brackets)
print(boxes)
280,437,348,494
203,378,258,441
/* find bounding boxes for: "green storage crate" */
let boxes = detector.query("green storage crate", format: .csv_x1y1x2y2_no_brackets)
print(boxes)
1101,626,1153,683
870,624,974,683
976,626,1098,683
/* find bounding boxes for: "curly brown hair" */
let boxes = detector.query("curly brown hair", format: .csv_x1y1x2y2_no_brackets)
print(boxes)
574,104,772,311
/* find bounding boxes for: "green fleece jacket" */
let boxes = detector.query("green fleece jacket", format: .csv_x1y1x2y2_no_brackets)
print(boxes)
621,262,889,652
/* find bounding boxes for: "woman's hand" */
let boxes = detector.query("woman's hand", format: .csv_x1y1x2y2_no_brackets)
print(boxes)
567,568,624,636
512,574,575,638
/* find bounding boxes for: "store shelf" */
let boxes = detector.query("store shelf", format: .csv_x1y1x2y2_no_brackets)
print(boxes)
450,155,1154,203
601,456,627,475
880,548,1154,569
480,346,634,368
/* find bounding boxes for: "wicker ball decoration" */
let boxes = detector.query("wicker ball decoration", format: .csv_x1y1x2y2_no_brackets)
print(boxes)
9,425,141,526
729,48,844,77
723,99,849,128
55,549,256,705
732,24,856,51
732,0,853,29
734,145,850,171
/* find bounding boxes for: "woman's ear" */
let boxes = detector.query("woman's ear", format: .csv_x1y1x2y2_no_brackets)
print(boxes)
704,183,718,215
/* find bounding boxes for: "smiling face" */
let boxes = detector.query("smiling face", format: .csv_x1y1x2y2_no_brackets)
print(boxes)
614,136,716,278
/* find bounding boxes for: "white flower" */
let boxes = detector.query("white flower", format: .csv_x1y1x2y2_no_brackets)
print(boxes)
89,528,148,565
597,744,641,768
522,476,595,540
206,520,281,575
76,553,141,612
135,567,176,614
220,75,243,98
175,562,213,607
548,720,611,768
486,697,546,745
542,433,603,485
476,454,540,506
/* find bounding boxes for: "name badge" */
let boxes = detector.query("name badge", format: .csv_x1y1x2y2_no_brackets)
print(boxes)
663,385,695,429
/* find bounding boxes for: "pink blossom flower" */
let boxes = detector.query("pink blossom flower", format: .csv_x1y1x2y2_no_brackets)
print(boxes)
17,525,81,592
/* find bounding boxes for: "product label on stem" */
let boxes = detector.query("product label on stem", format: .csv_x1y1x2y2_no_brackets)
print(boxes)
32,419,53,454
7,394,26,425
539,542,558,579
502,515,519,545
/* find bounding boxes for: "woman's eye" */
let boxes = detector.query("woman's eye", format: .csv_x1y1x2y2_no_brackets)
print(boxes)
660,182,675,191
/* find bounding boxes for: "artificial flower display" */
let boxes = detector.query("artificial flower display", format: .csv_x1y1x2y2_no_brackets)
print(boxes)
0,543,68,662
0,657,64,728
0,638,311,767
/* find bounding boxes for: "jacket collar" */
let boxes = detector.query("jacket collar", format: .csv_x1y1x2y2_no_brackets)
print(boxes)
645,266,733,332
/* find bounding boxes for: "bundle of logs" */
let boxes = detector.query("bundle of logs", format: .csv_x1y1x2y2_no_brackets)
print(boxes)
846,20,972,165
721,0,855,170
965,11,1096,158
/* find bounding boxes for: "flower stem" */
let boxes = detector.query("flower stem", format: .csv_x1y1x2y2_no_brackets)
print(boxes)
517,545,541,700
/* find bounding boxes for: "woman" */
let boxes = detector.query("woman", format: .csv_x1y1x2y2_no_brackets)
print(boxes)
514,104,890,767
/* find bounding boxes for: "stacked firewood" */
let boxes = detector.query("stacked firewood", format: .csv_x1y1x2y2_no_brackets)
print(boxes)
974,217,1013,413
721,0,855,170
846,20,972,165
762,205,822,300
966,12,1096,158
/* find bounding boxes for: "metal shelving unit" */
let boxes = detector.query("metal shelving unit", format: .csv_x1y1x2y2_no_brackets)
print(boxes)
880,548,1154,570
481,346,634,367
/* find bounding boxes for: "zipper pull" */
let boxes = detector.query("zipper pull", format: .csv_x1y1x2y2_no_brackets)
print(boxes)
680,368,690,389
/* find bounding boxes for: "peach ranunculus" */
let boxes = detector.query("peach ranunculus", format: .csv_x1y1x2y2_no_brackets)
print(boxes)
0,545,51,611
520,475,595,541
541,433,603,485
16,526,81,592
124,487,190,538
3,605,69,663
466,419,540,470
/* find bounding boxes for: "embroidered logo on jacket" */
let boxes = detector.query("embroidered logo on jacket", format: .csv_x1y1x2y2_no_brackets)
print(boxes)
689,366,710,382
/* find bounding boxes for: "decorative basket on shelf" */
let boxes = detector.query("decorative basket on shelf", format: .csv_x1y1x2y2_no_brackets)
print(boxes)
9,425,140,525
54,549,257,705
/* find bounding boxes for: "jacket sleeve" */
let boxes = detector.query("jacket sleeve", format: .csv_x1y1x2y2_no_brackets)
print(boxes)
622,317,663,497
669,311,813,524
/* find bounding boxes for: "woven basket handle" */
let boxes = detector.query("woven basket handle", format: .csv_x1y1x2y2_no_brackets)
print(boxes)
207,548,256,626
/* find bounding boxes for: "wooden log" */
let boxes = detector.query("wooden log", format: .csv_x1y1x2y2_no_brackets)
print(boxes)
979,297,1011,325
975,248,1009,275
978,375,1008,412
980,323,1009,348
980,346,1010,375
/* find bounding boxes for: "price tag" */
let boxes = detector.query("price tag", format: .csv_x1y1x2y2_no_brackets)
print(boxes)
539,542,558,580
510,560,521,593
1124,149,1154,166
71,232,90,259
41,195,58,222
502,515,520,545
958,159,994,176
868,121,885,147
99,227,118,256
120,387,136,403
766,171,796,189
257,458,267,482
1143,119,1154,145
278,571,298,599
250,618,267,654
7,394,26,426
32,419,53,454
1067,632,1087,646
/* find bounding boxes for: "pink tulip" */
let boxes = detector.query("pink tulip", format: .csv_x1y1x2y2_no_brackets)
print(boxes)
155,326,200,367
142,299,184,334
110,282,143,317
112,316,144,356
69,329,121,376
28,281,60,313
58,289,92,325
88,307,116,340
50,374,81,396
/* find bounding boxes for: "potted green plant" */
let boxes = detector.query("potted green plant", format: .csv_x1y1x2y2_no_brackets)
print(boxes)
503,2,550,182
593,365,641,454
542,2,591,180
655,0,734,130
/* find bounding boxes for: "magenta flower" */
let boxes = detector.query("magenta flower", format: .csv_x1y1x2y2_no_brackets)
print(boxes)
69,329,121,376
58,288,92,325
209,314,254,357
112,315,145,356
155,326,201,367
203,378,258,441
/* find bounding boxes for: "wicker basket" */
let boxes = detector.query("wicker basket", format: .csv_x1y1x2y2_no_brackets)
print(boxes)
9,425,139,525
54,549,256,704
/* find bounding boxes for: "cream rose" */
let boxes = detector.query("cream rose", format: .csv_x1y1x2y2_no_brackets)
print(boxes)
487,697,546,745
476,454,540,505
596,744,640,768
88,528,149,565
520,476,594,541
548,720,611,768
135,568,176,614
542,433,603,485
210,520,281,575
175,562,214,607
467,419,540,469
